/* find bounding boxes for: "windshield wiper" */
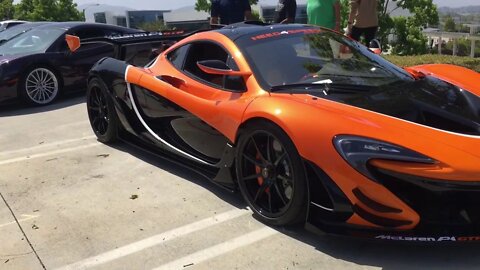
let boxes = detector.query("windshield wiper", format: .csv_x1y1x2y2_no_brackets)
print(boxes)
271,82,374,95
0,29,31,45
271,83,326,91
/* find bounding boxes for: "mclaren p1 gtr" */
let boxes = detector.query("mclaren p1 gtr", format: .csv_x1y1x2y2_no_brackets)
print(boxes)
82,23,480,242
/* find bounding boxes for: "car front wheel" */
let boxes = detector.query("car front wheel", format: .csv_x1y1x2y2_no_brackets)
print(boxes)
236,121,307,226
21,67,60,105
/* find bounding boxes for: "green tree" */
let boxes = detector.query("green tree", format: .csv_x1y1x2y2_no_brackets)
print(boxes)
195,0,258,12
14,0,34,20
56,0,83,21
340,0,349,30
195,0,211,12
444,16,456,32
390,16,428,55
14,0,83,21
28,0,57,21
138,20,171,31
377,0,439,55
457,24,470,33
251,9,261,21
0,0,14,20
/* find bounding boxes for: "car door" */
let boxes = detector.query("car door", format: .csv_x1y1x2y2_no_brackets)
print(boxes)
132,41,252,165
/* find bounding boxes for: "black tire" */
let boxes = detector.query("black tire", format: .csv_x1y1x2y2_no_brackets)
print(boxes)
236,121,307,226
19,66,61,106
87,78,118,143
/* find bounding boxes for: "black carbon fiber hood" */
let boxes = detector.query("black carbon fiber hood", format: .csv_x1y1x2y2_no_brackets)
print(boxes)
313,76,480,135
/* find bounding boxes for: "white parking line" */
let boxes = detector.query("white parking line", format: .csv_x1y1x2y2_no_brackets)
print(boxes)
54,208,250,270
152,227,278,270
0,135,96,157
0,143,100,166
0,214,38,229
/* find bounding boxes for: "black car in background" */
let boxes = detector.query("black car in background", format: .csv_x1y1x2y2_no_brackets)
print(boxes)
0,22,142,106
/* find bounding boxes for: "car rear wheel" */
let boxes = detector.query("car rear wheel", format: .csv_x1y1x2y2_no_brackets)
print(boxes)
87,78,118,143
21,67,60,105
236,122,307,226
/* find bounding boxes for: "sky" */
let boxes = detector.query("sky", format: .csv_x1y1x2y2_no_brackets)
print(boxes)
68,0,480,10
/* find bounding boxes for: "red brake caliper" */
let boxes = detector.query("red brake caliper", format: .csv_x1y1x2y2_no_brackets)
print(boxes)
255,152,270,193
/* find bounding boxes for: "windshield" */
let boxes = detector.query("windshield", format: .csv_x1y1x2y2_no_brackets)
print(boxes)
0,23,45,43
0,27,63,56
237,27,414,90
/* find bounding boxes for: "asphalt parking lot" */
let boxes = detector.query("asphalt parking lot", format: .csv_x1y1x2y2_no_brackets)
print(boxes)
1,95,480,270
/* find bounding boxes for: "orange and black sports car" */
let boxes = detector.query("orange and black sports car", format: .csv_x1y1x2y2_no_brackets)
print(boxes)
85,23,480,242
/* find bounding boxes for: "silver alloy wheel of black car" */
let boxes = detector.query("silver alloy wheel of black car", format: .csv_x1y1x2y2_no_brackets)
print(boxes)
236,122,307,226
25,67,59,105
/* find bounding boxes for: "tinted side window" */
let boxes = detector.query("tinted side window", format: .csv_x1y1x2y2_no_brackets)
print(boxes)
74,28,106,39
183,42,227,88
183,42,228,88
123,42,169,66
167,44,190,70
224,56,246,92
103,29,123,37
67,28,113,55
170,42,246,92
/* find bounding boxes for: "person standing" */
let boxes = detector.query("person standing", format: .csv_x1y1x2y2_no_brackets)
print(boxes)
210,0,253,25
274,0,297,24
307,0,341,31
347,0,379,46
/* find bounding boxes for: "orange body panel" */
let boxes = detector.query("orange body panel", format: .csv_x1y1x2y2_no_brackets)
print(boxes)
407,64,480,96
127,31,267,143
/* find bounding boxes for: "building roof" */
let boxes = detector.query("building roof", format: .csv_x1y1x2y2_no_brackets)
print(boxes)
163,6,209,23
78,4,132,23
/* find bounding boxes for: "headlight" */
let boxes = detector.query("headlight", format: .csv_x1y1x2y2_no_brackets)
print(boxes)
333,135,435,181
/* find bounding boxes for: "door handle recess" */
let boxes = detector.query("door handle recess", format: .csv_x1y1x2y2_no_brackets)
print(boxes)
156,75,186,88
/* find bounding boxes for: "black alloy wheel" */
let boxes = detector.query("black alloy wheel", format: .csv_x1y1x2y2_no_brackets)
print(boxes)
236,122,307,226
87,78,118,143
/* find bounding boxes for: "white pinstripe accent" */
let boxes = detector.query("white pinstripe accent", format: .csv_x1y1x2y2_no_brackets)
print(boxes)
124,66,213,165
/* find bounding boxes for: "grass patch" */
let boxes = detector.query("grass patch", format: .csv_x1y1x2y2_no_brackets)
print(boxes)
384,55,480,72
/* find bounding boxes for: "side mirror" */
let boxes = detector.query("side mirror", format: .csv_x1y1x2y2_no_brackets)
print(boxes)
404,67,427,79
197,60,251,76
65,34,80,52
369,39,382,55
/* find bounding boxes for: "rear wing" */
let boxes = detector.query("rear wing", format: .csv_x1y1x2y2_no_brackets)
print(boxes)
65,29,206,66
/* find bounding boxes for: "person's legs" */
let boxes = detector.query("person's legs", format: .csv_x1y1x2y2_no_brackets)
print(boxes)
350,26,363,42
364,26,378,46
